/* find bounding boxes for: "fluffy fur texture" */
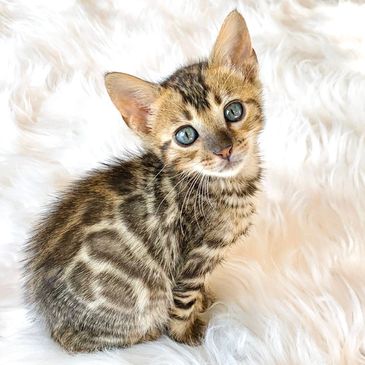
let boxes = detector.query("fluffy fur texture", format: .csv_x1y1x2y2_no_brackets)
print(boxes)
1,0,365,363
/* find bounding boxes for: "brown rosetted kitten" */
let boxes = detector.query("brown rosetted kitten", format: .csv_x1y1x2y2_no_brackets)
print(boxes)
24,11,263,353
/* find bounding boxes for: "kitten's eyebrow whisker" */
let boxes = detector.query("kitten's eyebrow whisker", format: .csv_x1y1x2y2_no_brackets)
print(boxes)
219,67,236,95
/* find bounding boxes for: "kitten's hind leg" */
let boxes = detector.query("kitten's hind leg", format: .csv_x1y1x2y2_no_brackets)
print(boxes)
167,247,221,346
52,323,162,353
141,326,163,342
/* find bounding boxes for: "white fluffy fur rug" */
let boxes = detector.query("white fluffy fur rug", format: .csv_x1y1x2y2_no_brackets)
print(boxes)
1,0,365,363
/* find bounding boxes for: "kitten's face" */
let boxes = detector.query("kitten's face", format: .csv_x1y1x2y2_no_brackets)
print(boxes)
105,10,262,178
151,62,262,178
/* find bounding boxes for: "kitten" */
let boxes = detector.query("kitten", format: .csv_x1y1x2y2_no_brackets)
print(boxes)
24,10,263,353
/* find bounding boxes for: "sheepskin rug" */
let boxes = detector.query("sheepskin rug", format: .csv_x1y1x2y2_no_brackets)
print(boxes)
1,0,365,363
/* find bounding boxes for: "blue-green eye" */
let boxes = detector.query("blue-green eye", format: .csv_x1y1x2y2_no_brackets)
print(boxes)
224,101,245,122
175,125,199,146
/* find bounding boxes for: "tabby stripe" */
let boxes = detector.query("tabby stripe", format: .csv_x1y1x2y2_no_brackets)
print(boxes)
170,312,190,321
245,98,260,107
245,97,263,113
86,230,165,290
160,141,171,159
173,290,199,299
173,298,196,310
174,282,203,292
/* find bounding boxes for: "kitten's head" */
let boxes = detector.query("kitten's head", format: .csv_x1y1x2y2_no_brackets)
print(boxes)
105,11,262,178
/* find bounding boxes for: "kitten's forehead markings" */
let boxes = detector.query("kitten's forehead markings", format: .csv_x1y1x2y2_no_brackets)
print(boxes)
182,109,192,121
214,93,222,105
161,62,211,112
178,86,226,133
192,100,226,136
206,91,223,113
184,107,206,133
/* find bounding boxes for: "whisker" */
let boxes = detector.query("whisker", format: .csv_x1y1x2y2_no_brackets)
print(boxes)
179,174,197,236
145,163,167,189
155,170,193,215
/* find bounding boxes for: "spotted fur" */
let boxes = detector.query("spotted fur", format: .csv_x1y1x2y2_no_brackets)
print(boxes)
24,10,263,352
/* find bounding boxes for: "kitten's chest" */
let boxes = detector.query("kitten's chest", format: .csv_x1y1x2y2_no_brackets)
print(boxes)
209,192,256,243
180,186,257,248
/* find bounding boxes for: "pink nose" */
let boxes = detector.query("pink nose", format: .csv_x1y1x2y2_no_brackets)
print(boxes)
214,145,233,160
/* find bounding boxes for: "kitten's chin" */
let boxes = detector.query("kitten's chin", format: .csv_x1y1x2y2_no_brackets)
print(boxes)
193,159,245,178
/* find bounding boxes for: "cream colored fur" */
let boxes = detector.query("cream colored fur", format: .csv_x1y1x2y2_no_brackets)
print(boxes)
1,0,365,364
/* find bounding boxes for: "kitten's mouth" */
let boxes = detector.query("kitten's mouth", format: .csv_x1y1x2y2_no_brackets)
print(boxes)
217,153,246,171
219,158,242,171
195,155,245,178
206,156,245,177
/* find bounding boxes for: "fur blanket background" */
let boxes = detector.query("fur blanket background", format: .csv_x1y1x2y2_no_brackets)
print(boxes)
1,0,365,364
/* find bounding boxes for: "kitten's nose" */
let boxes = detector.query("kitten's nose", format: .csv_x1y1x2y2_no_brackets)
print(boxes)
214,145,233,161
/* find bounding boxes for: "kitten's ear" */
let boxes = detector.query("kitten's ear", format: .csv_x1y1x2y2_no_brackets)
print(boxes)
104,72,159,134
210,10,256,68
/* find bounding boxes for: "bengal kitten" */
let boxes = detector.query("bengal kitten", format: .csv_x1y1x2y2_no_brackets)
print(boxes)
24,11,263,353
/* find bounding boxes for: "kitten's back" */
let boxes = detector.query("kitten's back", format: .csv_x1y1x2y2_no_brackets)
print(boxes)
24,153,174,352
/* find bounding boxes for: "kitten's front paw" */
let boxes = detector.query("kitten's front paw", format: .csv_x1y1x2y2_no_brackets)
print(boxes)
169,316,206,346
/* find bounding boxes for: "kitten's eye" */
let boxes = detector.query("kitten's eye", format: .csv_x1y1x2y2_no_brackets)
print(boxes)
224,101,245,122
175,125,199,146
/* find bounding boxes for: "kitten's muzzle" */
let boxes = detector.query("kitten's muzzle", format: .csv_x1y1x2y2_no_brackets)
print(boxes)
205,130,233,161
